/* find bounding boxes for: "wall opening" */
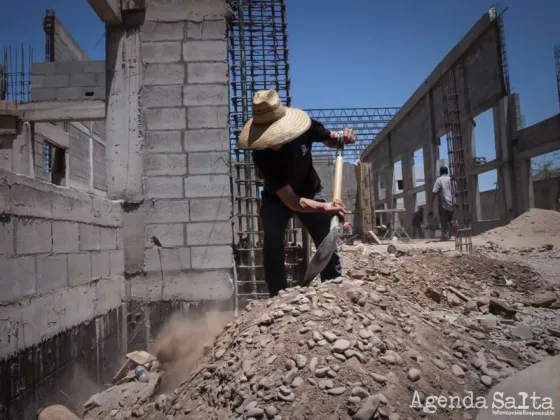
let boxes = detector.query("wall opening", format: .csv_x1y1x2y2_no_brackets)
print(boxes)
413,148,424,187
531,151,560,210
473,108,496,163
393,160,402,194
437,135,448,170
477,169,500,221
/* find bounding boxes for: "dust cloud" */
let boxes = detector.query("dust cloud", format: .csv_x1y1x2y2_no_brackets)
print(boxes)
150,307,234,391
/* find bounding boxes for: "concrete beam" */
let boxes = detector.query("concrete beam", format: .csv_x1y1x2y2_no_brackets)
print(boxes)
88,0,122,24
515,114,560,160
472,158,501,175
17,100,106,122
35,123,71,149
361,10,497,159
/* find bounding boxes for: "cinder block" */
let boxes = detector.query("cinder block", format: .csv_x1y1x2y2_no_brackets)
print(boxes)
145,0,230,22
16,218,52,254
68,253,92,286
70,72,98,86
9,183,52,219
183,129,229,152
145,107,186,131
184,174,230,198
143,22,185,42
43,74,70,88
186,19,227,40
100,227,117,250
0,256,36,302
79,224,101,251
92,251,111,279
188,151,229,175
142,84,183,108
183,84,228,106
191,245,232,269
144,153,187,176
109,249,124,276
31,75,44,88
145,199,189,224
31,62,58,75
144,247,190,272
52,221,80,253
144,63,185,86
145,176,183,199
186,222,232,246
36,254,68,293
31,88,58,102
145,223,184,247
183,41,227,62
187,62,227,84
55,61,85,74
82,60,105,73
142,41,182,64
0,219,14,256
187,106,228,129
146,130,183,153
94,275,123,316
189,198,231,221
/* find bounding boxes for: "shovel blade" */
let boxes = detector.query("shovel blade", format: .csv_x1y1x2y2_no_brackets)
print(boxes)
300,226,338,287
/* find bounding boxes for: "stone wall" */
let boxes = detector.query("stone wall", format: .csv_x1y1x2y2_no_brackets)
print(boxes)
0,169,124,360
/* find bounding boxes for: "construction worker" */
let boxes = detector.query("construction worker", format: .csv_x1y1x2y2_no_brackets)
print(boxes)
411,207,424,238
432,166,454,240
238,89,356,297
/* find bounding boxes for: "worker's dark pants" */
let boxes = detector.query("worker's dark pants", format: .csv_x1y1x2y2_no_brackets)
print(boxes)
412,225,424,239
260,194,342,297
439,206,454,239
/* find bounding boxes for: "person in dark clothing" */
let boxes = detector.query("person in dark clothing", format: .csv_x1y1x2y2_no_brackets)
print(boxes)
412,207,424,238
237,89,356,297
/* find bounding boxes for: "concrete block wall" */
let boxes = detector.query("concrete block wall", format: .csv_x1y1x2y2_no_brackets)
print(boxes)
0,169,124,360
133,0,233,303
31,60,106,102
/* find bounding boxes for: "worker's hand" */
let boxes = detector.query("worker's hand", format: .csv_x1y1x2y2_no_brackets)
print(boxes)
323,199,347,219
341,128,356,145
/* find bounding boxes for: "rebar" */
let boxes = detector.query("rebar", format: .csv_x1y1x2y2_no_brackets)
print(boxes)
492,5,511,95
0,45,32,103
442,69,472,253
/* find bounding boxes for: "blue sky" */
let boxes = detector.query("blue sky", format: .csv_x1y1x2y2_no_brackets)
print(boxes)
1,0,559,191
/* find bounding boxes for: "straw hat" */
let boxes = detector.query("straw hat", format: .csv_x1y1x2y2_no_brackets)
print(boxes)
237,89,311,150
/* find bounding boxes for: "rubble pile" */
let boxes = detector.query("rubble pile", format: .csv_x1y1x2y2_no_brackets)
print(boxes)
83,247,560,420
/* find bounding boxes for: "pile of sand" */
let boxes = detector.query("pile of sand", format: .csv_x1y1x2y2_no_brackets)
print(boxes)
82,248,560,420
480,208,560,248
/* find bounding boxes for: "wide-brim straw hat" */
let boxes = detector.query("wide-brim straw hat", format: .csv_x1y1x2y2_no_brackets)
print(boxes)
237,89,311,150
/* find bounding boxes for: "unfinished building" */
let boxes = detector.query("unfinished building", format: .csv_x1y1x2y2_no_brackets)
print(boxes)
361,8,560,244
1,1,558,418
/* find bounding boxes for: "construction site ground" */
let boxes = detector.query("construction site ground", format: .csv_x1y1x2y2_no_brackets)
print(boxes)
76,209,560,420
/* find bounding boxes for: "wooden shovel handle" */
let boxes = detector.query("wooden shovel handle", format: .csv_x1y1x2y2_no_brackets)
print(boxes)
332,154,344,202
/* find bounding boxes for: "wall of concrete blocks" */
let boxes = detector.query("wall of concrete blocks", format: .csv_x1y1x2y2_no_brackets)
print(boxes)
52,15,89,61
362,11,509,235
31,60,106,102
125,0,233,303
0,169,125,360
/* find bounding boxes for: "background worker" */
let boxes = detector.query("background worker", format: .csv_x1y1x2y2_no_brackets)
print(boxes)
432,166,454,241
237,89,356,297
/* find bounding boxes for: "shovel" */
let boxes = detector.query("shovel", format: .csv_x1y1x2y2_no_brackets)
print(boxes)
300,133,345,286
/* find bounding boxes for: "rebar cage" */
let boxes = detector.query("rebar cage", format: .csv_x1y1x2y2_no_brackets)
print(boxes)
228,0,398,308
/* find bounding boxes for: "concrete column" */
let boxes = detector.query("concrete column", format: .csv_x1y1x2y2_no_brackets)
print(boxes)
402,152,415,232
105,26,143,203
423,142,437,215
493,96,514,222
384,165,395,210
513,158,534,215
463,119,480,230
11,121,33,176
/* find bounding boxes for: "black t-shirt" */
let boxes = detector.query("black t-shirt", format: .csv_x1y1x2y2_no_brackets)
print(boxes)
252,119,331,200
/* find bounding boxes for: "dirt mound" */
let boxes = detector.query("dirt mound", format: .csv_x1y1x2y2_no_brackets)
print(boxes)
83,247,560,420
480,208,560,248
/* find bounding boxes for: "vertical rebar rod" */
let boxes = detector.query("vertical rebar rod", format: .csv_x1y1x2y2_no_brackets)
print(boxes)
555,45,560,111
